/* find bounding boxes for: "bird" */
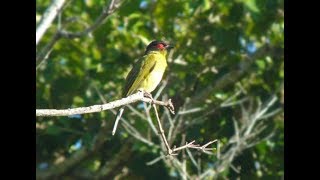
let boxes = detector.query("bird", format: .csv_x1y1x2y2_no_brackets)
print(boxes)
112,40,174,135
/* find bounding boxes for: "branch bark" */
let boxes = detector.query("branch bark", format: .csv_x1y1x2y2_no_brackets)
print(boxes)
36,91,174,117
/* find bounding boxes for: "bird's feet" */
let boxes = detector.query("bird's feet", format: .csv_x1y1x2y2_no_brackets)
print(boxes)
143,91,155,104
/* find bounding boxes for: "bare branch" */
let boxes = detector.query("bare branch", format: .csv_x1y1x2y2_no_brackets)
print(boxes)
244,95,278,136
217,139,220,159
36,91,174,117
154,80,168,100
106,101,157,147
146,153,166,166
259,108,282,119
36,32,60,68
172,158,192,180
127,104,147,120
177,107,203,115
172,140,217,156
230,164,241,174
246,130,276,149
152,103,215,156
193,93,282,179
181,134,187,180
36,0,66,45
186,140,216,155
143,102,159,135
220,89,243,107
152,104,172,154
186,148,199,172
121,118,156,146
172,140,198,152
221,97,249,107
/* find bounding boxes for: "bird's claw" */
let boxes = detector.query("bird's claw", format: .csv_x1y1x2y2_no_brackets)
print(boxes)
143,91,155,104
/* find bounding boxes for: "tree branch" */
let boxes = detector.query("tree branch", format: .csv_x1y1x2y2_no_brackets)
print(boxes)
36,91,175,117
199,94,280,179
36,0,67,45
36,32,60,67
152,103,215,156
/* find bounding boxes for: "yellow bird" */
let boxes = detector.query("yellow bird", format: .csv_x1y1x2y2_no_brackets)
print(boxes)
112,40,174,135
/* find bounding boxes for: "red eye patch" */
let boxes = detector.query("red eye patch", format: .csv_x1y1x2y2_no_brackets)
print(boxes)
156,43,165,49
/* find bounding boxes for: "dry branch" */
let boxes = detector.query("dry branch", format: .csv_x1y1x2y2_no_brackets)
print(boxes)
36,91,174,117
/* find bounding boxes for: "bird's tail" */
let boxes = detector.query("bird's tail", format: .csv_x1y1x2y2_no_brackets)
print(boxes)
112,107,125,136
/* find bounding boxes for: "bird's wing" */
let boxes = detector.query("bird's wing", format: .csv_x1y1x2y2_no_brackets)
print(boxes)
122,54,157,97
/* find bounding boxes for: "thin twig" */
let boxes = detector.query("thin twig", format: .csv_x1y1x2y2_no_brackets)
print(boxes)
121,118,156,146
154,80,168,101
144,103,159,135
36,32,61,68
187,140,216,154
217,139,220,159
230,164,240,174
172,158,191,180
221,97,249,107
178,107,203,115
152,104,172,154
171,139,216,156
169,115,183,146
246,130,276,149
220,89,242,107
181,134,187,180
167,109,180,144
127,104,147,120
186,148,199,171
146,153,166,166
197,156,202,176
172,140,198,152
244,96,277,136
259,108,282,119
165,107,174,127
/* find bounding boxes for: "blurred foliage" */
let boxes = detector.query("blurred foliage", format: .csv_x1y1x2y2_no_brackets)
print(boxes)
36,0,283,179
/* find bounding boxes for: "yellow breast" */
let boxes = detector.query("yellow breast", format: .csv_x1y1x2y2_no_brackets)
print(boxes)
139,53,167,93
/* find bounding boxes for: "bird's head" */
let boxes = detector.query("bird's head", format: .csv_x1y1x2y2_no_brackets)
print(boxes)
145,40,174,55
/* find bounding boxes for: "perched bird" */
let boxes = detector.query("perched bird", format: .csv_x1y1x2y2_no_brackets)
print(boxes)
112,40,174,135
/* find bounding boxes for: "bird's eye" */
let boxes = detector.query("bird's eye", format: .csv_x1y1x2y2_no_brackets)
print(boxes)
156,43,164,49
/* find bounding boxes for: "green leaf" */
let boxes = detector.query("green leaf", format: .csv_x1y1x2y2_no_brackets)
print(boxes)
242,0,260,13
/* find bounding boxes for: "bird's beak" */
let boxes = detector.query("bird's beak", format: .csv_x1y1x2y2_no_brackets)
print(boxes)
165,44,174,50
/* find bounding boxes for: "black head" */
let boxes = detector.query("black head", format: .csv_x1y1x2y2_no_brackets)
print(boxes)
145,40,174,54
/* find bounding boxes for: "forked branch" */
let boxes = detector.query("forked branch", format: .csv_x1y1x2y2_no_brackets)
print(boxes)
152,104,216,156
